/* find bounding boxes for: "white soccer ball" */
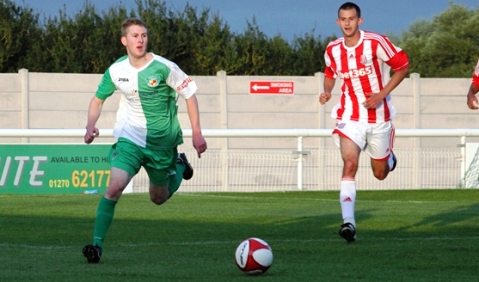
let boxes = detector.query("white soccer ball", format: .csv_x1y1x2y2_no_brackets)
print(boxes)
234,237,273,275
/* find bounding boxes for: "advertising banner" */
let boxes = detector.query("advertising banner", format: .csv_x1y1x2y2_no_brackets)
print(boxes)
0,144,111,194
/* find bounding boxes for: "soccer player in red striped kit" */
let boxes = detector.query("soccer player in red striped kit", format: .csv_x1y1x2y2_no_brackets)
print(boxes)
319,2,409,243
466,59,479,109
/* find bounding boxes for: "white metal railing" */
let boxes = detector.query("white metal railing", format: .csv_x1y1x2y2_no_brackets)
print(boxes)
3,128,479,138
1,129,479,190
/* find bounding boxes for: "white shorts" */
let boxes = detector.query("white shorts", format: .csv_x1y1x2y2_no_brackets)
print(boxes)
332,120,395,161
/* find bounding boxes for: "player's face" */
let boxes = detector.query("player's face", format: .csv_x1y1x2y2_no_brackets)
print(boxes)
121,25,148,58
336,9,363,38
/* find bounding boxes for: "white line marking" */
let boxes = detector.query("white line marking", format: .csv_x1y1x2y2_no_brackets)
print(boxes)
2,236,479,250
178,193,462,204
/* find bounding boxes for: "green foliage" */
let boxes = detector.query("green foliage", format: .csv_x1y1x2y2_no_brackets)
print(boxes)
291,32,328,76
136,1,240,75
399,2,479,77
0,0,329,75
0,0,42,72
39,3,132,73
1,190,479,281
2,0,479,76
233,19,277,75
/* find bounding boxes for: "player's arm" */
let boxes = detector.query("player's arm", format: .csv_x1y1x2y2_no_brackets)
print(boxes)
84,68,116,144
364,45,409,109
380,66,409,98
320,77,335,105
320,50,336,105
84,96,105,144
466,82,479,110
363,66,409,109
185,95,207,157
167,66,207,157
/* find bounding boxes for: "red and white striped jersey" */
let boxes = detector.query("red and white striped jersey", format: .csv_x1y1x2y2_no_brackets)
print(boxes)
473,59,479,87
324,30,409,124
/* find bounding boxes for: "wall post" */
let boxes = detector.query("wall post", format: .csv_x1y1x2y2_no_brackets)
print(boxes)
217,70,229,191
19,68,29,143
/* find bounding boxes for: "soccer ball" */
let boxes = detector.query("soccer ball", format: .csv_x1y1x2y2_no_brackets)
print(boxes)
234,237,273,275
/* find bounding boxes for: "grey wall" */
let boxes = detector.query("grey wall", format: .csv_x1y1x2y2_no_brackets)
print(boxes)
1,69,478,149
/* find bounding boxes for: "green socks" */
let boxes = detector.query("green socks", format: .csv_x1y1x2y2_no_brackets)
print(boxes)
92,197,117,249
168,162,185,198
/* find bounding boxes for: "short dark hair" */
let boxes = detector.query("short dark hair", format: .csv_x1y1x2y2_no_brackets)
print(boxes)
121,18,147,36
338,2,361,18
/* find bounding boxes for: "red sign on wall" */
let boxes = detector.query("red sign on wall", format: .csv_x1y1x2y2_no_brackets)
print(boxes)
249,81,294,95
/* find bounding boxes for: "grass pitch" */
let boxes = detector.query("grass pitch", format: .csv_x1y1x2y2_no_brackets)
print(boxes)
1,189,478,281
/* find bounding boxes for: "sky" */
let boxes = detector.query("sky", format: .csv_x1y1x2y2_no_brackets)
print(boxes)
11,0,479,41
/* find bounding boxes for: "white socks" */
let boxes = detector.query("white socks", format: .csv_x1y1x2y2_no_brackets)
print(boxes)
340,178,356,227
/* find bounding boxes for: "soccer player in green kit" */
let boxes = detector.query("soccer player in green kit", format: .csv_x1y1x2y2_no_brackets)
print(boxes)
82,18,207,263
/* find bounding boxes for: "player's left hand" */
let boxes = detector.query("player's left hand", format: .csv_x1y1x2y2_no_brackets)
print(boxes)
467,93,479,110
363,92,384,109
193,134,207,158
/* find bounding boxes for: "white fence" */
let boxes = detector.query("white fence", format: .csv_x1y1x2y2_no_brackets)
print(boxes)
1,128,479,191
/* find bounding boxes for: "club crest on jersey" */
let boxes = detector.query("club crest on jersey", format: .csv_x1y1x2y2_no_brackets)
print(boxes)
147,76,159,87
360,54,373,66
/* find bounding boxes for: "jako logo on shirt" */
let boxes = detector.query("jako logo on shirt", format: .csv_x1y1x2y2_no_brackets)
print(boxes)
147,76,159,87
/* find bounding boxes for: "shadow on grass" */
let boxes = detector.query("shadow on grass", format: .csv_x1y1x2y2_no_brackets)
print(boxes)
397,203,479,232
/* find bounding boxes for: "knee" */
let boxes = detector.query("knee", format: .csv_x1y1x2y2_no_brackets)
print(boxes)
149,189,170,205
150,195,168,205
149,183,170,205
105,186,123,201
373,169,388,180
343,160,358,175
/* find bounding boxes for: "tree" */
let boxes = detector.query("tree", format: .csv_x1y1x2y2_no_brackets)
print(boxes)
38,3,130,73
399,3,479,77
291,32,327,76
0,0,42,72
0,0,329,75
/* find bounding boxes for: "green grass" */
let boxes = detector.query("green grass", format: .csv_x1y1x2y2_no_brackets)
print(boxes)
1,190,479,281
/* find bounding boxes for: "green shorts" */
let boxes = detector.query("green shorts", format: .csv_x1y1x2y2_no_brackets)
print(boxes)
109,137,178,186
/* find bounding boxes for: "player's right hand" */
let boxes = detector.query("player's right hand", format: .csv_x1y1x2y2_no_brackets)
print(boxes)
84,127,99,144
319,92,331,105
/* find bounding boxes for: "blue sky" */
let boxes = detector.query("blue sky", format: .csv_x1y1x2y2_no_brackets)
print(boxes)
11,0,479,40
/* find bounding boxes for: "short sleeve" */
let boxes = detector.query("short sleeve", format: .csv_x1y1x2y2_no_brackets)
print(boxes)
166,65,198,99
473,59,479,87
95,68,117,100
323,50,336,79
375,35,409,72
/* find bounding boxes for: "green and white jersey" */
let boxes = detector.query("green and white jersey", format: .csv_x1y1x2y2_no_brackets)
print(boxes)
95,53,197,149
